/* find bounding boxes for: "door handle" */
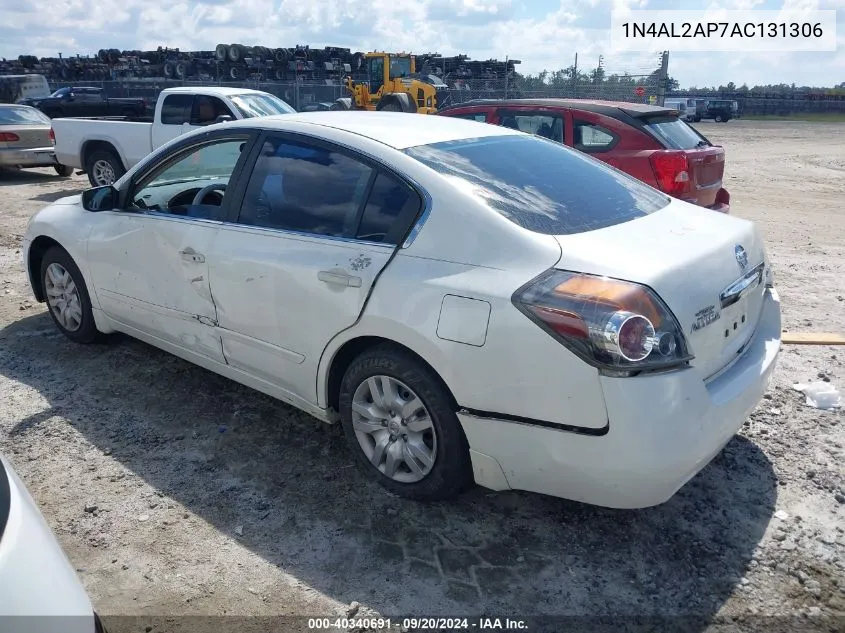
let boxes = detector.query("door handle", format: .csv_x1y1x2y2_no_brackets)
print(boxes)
179,248,206,264
318,270,362,288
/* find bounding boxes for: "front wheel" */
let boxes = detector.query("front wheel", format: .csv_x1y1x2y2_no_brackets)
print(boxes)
338,345,473,501
40,246,99,344
715,115,724,122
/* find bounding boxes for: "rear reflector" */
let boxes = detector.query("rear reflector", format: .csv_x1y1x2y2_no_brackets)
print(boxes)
650,150,690,196
0,132,20,142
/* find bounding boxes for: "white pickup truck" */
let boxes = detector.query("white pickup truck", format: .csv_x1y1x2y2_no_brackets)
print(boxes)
52,86,296,187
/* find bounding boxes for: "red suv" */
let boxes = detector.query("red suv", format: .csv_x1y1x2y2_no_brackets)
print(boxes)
437,98,731,213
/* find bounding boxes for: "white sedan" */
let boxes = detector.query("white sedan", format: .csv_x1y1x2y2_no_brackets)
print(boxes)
22,112,781,508
0,453,104,632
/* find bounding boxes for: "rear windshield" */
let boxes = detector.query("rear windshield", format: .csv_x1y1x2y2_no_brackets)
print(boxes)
0,105,50,125
642,116,709,150
404,135,670,236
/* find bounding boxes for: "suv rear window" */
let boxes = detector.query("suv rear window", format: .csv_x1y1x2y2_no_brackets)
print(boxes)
641,116,709,150
404,135,669,236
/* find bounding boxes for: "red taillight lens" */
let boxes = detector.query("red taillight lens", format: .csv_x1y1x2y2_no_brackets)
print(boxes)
49,128,55,144
0,132,21,142
650,150,690,196
514,270,692,373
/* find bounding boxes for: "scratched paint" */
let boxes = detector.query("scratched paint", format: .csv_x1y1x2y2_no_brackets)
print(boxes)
348,255,372,272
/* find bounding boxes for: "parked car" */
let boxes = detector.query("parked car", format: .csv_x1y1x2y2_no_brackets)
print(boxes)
437,99,731,213
52,86,297,187
23,112,780,509
703,99,734,122
0,104,73,176
0,452,106,632
18,86,148,120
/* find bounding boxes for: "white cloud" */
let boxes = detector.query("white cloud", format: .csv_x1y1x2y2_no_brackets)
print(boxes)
1,0,842,88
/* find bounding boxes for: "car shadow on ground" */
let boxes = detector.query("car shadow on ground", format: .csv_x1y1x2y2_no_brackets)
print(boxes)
1,312,778,628
0,168,66,187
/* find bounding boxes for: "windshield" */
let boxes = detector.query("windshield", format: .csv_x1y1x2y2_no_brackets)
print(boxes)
642,115,709,149
404,135,670,236
50,87,70,98
0,105,51,125
230,93,296,118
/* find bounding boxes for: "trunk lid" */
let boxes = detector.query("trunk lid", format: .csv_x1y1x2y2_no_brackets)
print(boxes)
554,200,768,379
685,145,725,207
0,124,52,149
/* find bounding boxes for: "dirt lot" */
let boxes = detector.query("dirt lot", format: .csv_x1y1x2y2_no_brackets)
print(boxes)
0,120,843,632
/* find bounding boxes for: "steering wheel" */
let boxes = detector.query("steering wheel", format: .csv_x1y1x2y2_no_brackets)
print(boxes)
191,183,227,207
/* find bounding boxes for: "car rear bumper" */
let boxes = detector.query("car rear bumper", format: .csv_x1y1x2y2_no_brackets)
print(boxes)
0,146,58,168
458,287,781,509
0,455,96,631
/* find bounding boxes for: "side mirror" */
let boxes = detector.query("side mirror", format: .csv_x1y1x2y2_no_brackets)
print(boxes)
81,185,117,212
215,115,233,124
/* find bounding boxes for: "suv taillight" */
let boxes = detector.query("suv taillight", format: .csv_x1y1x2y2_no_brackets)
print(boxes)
49,128,55,145
650,150,690,196
513,270,692,375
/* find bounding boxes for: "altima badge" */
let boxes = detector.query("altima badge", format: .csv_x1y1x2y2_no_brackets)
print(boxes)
691,305,721,333
735,244,748,271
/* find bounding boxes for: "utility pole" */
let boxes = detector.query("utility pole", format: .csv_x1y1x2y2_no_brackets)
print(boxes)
572,52,578,97
504,55,509,99
657,50,669,106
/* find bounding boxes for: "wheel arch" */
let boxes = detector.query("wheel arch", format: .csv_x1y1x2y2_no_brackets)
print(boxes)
26,235,63,302
80,139,126,172
321,334,459,417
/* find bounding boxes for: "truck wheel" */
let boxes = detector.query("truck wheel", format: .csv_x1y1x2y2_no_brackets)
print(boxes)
85,149,124,187
54,164,74,177
215,44,229,62
715,115,723,122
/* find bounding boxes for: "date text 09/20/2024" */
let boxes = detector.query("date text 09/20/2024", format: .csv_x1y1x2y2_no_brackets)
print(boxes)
307,618,528,630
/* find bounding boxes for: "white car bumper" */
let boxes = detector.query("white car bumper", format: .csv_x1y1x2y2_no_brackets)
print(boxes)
459,288,781,509
0,455,97,632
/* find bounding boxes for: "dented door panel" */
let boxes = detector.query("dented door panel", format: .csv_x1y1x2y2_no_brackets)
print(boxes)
208,225,394,403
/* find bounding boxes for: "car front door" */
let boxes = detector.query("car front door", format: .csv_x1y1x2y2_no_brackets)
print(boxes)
86,132,256,364
208,132,423,404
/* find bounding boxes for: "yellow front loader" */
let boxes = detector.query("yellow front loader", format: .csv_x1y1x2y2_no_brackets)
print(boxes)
333,52,447,114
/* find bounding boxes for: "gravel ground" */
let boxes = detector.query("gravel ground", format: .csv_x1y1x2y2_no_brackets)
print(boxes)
0,120,843,633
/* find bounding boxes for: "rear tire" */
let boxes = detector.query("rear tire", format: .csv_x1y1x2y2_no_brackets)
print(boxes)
54,164,73,177
85,148,124,187
40,245,99,344
338,344,473,501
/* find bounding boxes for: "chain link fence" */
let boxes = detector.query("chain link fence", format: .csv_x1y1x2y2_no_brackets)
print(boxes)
33,51,670,112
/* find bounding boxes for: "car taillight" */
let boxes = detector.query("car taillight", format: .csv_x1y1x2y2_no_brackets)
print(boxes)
513,270,692,374
650,150,690,196
49,128,55,144
0,132,20,142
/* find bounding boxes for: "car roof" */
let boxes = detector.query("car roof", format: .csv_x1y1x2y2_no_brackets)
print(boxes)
162,86,269,97
225,111,521,149
439,98,677,118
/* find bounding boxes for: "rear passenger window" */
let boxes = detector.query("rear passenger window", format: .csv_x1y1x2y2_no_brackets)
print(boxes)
238,136,373,238
572,120,617,152
160,94,193,125
356,172,421,244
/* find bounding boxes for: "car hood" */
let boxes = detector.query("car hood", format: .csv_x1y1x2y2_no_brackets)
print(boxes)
52,194,83,206
554,199,771,379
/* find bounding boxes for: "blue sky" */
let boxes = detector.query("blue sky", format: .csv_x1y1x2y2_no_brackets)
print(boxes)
2,0,843,88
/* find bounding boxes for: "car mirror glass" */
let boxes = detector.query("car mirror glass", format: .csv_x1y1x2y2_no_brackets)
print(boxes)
81,185,117,212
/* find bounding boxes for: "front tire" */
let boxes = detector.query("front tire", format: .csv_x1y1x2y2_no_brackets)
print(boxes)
40,246,99,344
339,345,473,501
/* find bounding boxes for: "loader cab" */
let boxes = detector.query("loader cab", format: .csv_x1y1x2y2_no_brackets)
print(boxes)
367,53,415,95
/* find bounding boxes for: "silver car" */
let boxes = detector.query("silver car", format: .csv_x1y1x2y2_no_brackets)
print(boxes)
0,104,73,176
